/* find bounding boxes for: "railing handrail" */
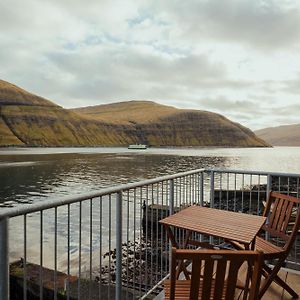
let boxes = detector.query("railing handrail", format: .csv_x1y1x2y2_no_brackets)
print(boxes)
207,168,300,177
0,168,205,219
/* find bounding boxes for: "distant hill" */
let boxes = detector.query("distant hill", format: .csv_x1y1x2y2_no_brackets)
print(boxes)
72,101,269,147
0,79,269,147
255,124,300,146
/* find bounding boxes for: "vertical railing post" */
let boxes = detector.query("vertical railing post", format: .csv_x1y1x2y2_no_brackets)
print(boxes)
210,171,215,208
0,217,9,300
116,191,122,300
266,174,272,196
209,171,215,244
169,179,174,215
199,172,204,243
199,172,204,206
169,179,175,274
265,174,272,241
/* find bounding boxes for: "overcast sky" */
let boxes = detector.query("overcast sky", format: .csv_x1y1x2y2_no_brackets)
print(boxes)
1,0,300,130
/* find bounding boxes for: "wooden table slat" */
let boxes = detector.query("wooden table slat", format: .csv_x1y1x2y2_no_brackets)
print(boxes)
159,205,266,246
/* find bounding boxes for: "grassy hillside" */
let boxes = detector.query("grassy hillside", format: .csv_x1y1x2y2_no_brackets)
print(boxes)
143,111,267,147
0,116,24,145
0,80,136,146
255,124,300,146
0,79,58,107
73,101,269,147
71,100,178,124
0,79,269,147
1,105,138,146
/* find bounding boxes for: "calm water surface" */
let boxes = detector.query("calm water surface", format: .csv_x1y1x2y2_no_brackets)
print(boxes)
1,147,300,271
1,146,300,206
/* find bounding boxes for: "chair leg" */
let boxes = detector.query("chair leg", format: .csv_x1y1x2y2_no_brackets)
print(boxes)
175,259,191,280
260,263,299,299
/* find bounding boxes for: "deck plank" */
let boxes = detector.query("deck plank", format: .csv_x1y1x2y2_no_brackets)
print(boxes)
155,268,300,299
263,269,300,300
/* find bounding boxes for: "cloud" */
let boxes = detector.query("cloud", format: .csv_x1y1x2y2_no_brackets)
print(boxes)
199,97,257,112
15,43,228,106
270,103,300,115
191,95,300,130
281,75,300,94
0,0,300,130
191,96,268,129
152,0,300,51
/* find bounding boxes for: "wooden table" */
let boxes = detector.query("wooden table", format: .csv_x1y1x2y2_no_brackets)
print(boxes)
159,205,267,250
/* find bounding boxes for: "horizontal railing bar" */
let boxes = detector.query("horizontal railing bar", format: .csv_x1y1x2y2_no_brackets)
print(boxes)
0,168,205,219
207,168,300,177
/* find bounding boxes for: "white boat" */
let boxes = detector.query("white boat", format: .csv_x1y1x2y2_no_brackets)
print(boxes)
128,144,148,149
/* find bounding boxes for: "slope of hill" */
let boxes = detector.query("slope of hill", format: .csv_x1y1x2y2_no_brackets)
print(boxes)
0,80,136,146
0,80,58,107
255,124,300,146
71,100,178,124
0,79,269,147
72,101,269,147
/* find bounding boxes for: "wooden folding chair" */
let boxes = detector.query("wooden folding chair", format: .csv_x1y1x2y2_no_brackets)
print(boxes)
230,191,300,299
164,248,263,300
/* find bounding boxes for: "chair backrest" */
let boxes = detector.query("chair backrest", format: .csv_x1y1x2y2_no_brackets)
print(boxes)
169,248,263,300
262,191,300,252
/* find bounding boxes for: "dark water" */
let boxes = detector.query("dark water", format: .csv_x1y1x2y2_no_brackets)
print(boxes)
1,146,300,206
1,146,300,271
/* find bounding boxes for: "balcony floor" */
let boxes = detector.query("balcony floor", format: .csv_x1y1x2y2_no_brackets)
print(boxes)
263,268,300,299
154,267,300,299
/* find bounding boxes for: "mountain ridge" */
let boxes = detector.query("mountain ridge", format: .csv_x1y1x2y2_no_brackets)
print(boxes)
71,100,179,124
0,79,270,147
0,79,59,107
255,124,300,146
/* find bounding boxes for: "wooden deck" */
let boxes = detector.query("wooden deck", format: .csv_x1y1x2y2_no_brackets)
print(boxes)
262,268,300,299
154,267,300,299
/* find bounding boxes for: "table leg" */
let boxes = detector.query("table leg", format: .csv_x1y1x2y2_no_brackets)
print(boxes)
183,230,192,248
166,225,179,248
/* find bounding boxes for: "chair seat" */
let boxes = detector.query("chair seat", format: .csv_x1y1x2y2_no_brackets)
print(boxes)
164,279,228,299
255,236,284,259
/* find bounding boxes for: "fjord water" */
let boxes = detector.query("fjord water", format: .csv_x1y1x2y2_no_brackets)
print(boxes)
1,146,300,206
1,147,300,271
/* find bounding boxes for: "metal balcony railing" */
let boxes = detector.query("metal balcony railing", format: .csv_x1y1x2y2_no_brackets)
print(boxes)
0,168,300,299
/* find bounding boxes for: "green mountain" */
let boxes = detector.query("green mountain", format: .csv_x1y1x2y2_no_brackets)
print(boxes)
0,79,269,147
72,101,269,147
255,124,300,146
0,80,135,146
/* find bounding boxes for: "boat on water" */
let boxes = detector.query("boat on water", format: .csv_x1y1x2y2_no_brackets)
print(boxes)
128,144,148,149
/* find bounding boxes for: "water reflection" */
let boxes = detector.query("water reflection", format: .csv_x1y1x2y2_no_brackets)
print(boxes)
0,152,229,206
1,147,300,208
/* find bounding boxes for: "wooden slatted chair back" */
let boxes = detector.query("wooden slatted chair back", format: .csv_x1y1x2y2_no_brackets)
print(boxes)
262,191,300,252
168,248,263,300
